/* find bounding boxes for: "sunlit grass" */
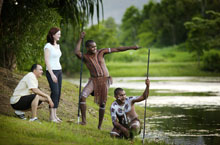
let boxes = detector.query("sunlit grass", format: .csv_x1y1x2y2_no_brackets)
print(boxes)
106,62,219,77
104,46,219,77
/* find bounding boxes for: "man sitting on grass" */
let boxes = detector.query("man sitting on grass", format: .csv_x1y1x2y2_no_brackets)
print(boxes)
110,79,150,139
10,64,54,122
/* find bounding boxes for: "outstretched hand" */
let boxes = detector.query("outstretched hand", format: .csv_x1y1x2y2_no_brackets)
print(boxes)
80,32,86,39
134,45,141,50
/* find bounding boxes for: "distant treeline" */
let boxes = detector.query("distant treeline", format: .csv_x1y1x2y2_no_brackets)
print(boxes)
118,0,220,72
120,0,220,47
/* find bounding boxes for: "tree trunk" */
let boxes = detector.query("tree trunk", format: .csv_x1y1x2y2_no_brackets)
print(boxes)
0,46,17,71
0,0,3,17
201,0,207,18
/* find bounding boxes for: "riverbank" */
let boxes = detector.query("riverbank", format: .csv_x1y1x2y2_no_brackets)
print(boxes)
0,68,167,145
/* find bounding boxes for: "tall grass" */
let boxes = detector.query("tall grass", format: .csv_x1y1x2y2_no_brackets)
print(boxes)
105,46,220,77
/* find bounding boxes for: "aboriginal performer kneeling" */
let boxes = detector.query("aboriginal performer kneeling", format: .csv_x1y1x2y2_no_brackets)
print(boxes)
74,32,140,129
110,79,150,139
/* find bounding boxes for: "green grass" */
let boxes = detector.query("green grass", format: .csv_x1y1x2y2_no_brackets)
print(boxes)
0,114,167,145
106,62,219,77
104,46,220,77
0,114,129,145
0,75,167,145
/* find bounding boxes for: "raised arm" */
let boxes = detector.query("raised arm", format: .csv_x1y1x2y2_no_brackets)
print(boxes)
132,79,150,103
74,32,85,59
110,45,141,53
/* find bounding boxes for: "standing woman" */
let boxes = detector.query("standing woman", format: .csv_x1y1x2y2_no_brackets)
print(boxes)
44,27,62,123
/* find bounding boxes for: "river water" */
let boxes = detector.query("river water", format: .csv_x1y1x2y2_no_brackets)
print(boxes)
66,77,220,145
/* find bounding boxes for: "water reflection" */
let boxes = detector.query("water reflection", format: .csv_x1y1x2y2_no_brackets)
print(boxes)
141,96,220,107
111,77,220,95
144,106,220,145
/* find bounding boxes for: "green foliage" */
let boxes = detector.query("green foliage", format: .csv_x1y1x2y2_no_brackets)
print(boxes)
0,0,61,71
59,24,82,75
0,0,103,71
138,20,156,47
120,0,203,47
120,6,141,46
202,50,220,72
120,0,220,47
85,17,119,49
185,11,220,65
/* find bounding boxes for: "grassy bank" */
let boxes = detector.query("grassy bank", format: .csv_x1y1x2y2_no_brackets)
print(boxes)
106,62,219,77
104,46,220,77
0,69,167,145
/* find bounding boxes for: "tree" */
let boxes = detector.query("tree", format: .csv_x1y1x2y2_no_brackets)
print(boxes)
120,6,141,46
120,0,203,47
0,0,103,71
141,0,201,46
184,11,220,65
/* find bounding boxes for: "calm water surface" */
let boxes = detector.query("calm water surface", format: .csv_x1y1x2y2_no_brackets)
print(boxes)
66,77,220,145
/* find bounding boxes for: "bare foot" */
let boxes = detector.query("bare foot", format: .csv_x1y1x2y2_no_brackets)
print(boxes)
56,116,62,122
51,119,60,123
98,126,102,130
79,122,86,125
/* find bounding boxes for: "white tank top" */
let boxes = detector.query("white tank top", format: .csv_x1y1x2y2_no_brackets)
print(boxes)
44,43,62,70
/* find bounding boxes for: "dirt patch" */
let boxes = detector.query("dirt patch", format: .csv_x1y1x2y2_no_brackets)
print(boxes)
0,67,19,115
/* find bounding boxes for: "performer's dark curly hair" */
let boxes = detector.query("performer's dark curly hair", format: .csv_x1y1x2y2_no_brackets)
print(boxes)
114,88,124,96
85,40,95,47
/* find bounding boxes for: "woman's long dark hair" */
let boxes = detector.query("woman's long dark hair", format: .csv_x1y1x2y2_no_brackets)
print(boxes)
47,27,60,45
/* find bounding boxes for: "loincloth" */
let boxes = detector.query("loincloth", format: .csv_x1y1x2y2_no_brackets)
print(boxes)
121,118,141,129
91,76,112,105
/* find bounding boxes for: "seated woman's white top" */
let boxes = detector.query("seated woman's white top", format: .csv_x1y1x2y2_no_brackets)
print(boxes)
44,43,62,70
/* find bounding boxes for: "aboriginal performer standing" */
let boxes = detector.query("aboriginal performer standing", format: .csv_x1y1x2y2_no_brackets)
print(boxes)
74,32,140,129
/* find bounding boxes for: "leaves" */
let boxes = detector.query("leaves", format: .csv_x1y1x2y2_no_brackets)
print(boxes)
185,11,220,57
0,0,103,70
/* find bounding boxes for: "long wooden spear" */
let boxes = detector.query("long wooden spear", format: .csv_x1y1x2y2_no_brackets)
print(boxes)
142,48,150,144
77,33,84,124
77,13,85,124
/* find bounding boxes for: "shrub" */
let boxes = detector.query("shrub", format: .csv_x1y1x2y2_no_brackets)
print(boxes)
202,50,220,72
